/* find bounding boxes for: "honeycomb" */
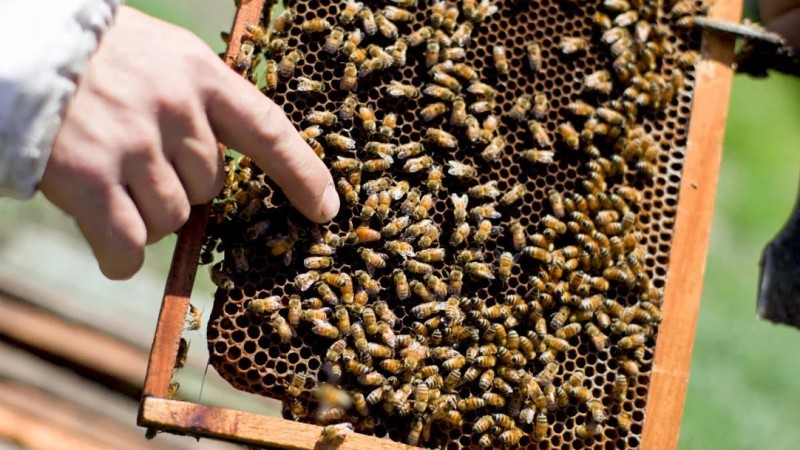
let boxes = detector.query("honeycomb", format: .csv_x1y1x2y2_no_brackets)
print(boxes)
202,0,705,446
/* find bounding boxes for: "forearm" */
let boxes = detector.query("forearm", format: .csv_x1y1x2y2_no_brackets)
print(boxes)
0,0,123,199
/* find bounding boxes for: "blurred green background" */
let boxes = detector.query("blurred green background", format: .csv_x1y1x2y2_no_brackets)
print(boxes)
1,1,799,449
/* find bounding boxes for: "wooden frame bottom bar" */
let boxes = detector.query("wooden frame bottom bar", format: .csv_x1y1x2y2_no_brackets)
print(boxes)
140,397,415,450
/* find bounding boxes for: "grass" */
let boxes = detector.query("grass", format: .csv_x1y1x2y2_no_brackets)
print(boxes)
679,74,800,449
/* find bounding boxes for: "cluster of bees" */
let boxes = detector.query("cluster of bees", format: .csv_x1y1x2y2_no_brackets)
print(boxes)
204,0,704,446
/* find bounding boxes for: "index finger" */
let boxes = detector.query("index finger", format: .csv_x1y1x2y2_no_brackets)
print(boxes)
205,64,340,223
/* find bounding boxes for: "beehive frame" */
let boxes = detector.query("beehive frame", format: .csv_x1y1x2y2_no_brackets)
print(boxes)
138,0,740,448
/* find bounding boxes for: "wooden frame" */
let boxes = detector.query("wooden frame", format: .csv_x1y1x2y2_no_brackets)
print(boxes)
138,0,742,447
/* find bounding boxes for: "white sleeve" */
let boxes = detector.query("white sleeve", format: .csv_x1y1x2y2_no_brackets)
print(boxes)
0,0,124,199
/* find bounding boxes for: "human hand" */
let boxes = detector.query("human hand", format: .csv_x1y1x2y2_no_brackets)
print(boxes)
39,7,339,280
760,0,800,47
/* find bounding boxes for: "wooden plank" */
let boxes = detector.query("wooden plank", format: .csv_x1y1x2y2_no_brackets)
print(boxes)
0,293,147,398
639,1,741,449
141,0,266,402
141,397,417,450
0,404,110,450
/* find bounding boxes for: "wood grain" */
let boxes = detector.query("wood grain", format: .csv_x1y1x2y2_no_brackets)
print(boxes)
0,292,147,398
639,0,742,448
141,398,418,450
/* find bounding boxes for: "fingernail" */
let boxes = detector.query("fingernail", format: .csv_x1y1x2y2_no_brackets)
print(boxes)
319,182,340,221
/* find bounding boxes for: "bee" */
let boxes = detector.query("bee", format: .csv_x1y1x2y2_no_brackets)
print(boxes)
558,122,581,150
446,163,477,184
389,269,411,300
492,45,509,74
472,220,499,244
442,355,466,371
381,215,411,238
583,69,613,95
304,256,332,270
335,178,358,205
384,240,416,259
523,40,543,72
448,269,464,296
466,180,500,200
405,260,434,275
423,164,444,193
235,41,255,71
421,102,448,121
457,396,486,412
471,203,502,221
273,8,297,34
425,39,441,68
467,82,497,99
492,184,526,208
317,406,347,424
587,399,607,424
375,301,398,326
340,0,364,24
327,134,359,153
596,107,626,125
476,135,504,161
585,323,609,350
473,415,495,434
356,6,377,35
531,413,548,442
497,428,523,446
447,97,468,127
568,100,596,118
520,149,555,164
618,411,633,432
375,12,398,39
358,106,376,134
509,95,532,122
319,423,354,444
354,270,382,295
423,84,456,102
247,296,283,315
186,304,202,331
278,50,303,78
173,337,189,369
287,372,307,397
432,71,462,95
466,262,494,280
560,36,589,55
426,128,458,148
502,220,524,252
305,110,336,127
404,155,433,173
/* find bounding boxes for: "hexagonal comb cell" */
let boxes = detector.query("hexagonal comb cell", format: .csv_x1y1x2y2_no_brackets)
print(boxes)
203,0,705,447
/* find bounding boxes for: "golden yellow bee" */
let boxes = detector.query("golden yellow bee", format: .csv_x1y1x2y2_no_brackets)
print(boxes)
287,371,306,397
422,84,456,103
382,81,420,100
403,155,433,173
247,296,283,315
326,132,357,151
358,6,377,35
278,50,304,79
303,256,332,270
490,44,510,74
558,121,581,150
372,12,397,39
186,304,202,331
402,25,431,47
521,149,555,164
420,102,449,122
339,0,363,24
423,128,458,148
336,178,358,205
586,322,609,350
234,40,255,72
319,423,354,444
355,105,376,134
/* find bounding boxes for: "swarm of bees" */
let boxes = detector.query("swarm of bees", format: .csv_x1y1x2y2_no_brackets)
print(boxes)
205,0,705,446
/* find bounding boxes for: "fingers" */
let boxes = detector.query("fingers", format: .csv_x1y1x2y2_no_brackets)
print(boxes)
161,106,225,205
205,68,340,223
45,181,147,280
127,158,191,245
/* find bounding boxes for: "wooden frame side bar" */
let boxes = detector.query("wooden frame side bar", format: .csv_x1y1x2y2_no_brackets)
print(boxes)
639,1,742,448
140,398,417,450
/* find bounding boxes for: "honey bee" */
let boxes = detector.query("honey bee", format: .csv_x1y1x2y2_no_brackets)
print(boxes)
357,105,377,134
521,149,555,164
492,45,509,74
319,423,354,444
326,132,357,151
474,219,502,244
384,240,416,259
586,322,609,350
558,122,581,150
442,355,467,371
278,50,303,78
467,82,497,99
404,155,434,173
388,269,410,301
497,428,523,445
448,269,464,296
336,178,358,205
272,8,297,34
421,102,449,122
471,203,502,220
523,40,543,72
456,396,485,412
406,260,434,275
358,6,377,35
424,128,458,148
304,256,332,270
186,304,203,331
618,411,633,432
423,84,457,103
466,181,500,200
338,0,363,23
441,46,466,61
466,262,495,280
317,406,347,424
560,36,590,55
497,183,526,206
235,41,255,71
287,372,307,397
354,270,382,295
509,95,532,122
371,12,397,39
247,296,283,316
531,412,548,441
304,111,335,127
